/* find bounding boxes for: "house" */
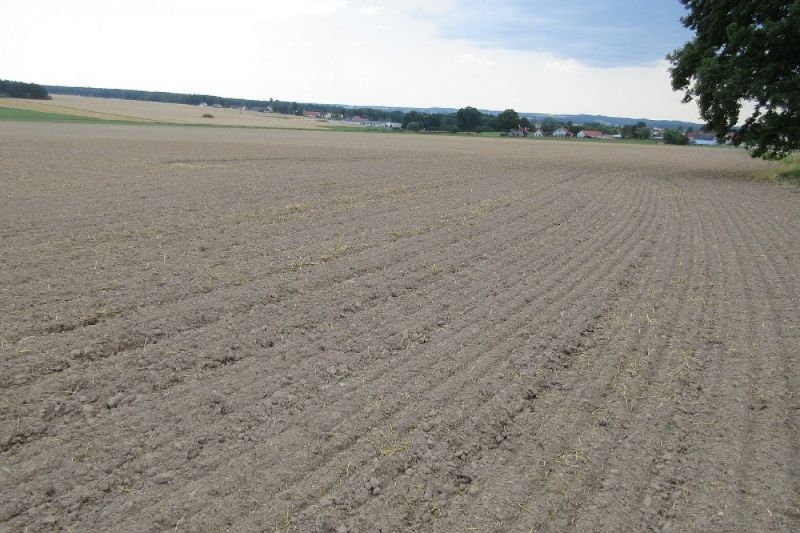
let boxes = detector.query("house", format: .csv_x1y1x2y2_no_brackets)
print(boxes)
576,130,604,139
552,127,573,138
688,132,718,145
532,129,544,138
508,128,528,137
364,121,401,128
303,111,321,118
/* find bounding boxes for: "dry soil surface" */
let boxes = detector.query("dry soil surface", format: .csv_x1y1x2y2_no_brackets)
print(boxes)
1,122,798,532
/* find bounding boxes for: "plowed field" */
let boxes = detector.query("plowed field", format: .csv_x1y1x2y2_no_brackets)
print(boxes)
1,122,798,532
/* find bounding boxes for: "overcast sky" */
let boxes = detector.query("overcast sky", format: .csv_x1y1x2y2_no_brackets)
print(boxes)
1,0,704,121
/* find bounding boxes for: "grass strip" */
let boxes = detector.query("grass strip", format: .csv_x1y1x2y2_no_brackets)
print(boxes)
775,153,800,184
0,106,142,124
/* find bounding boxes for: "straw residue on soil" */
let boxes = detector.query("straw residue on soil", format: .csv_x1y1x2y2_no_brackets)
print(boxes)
1,123,798,532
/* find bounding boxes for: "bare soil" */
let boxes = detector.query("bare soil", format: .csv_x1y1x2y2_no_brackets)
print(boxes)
1,122,798,532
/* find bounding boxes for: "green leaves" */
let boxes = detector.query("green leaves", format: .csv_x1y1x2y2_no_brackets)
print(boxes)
669,0,800,158
496,109,520,133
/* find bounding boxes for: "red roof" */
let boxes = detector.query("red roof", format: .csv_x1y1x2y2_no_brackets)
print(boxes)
580,130,604,137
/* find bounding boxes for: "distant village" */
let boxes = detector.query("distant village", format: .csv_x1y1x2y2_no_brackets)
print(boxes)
197,101,724,145
505,126,725,145
199,102,403,129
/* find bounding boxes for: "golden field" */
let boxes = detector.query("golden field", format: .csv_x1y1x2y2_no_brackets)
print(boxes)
0,94,329,128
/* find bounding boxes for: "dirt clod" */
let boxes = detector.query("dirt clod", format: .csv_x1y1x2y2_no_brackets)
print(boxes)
106,393,124,409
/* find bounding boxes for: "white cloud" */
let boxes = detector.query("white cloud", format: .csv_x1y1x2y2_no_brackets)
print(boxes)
545,59,581,73
360,5,382,15
0,0,701,122
455,53,494,67
302,0,348,16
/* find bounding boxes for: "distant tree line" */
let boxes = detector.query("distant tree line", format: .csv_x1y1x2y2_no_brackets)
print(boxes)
268,100,405,122
403,107,527,133
0,79,49,99
403,106,703,144
47,85,272,109
403,106,625,135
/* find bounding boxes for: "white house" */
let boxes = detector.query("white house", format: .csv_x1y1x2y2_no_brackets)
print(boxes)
552,127,572,138
533,129,544,138
688,133,718,145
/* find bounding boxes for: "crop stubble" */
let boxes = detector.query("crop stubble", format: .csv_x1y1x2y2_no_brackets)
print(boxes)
0,122,798,532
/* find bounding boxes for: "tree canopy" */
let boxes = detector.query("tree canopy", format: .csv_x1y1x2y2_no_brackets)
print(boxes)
0,79,49,99
668,1,800,159
496,109,520,133
664,129,690,145
456,106,482,132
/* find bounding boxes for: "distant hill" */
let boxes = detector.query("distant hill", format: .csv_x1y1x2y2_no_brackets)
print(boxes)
45,85,703,130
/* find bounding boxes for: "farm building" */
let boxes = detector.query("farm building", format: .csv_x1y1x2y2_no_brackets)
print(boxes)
363,121,402,128
552,127,573,138
533,129,544,138
576,130,604,139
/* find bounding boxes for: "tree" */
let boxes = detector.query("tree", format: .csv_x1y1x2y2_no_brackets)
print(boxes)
519,116,531,129
622,122,653,140
635,125,652,140
664,129,690,145
496,109,520,133
402,111,426,129
621,125,636,139
668,1,800,159
456,106,483,131
0,79,49,99
541,117,558,135
441,114,458,130
426,113,443,130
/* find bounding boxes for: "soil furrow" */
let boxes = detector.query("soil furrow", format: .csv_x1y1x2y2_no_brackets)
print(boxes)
60,170,650,531
172,169,660,528
1,122,797,532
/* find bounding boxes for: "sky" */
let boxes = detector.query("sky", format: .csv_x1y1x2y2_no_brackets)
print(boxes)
1,0,704,121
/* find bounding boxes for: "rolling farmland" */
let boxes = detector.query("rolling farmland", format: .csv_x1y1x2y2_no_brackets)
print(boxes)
1,121,798,532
